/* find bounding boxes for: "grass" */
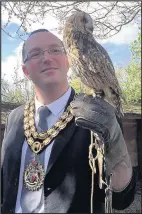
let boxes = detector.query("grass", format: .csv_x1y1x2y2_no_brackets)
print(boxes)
123,103,141,114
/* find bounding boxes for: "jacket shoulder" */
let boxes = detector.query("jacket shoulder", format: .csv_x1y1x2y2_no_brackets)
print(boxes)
8,104,24,118
5,104,25,132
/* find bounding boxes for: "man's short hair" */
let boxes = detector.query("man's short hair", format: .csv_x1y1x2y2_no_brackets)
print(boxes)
22,29,49,63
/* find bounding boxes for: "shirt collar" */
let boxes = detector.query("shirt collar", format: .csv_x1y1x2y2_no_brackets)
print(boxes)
35,87,71,116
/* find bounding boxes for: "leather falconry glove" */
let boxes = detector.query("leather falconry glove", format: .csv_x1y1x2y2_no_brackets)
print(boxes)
70,94,130,178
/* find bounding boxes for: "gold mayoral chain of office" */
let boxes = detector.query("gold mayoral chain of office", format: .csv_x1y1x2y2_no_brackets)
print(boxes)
23,99,74,191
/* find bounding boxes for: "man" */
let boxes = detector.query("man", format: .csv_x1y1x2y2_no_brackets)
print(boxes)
1,29,136,213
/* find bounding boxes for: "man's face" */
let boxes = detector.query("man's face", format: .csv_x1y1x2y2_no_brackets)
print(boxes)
22,32,69,88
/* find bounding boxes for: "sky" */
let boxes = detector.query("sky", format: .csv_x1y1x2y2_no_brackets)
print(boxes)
2,3,140,84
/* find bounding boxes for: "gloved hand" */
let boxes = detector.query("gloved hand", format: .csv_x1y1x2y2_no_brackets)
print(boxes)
70,94,129,176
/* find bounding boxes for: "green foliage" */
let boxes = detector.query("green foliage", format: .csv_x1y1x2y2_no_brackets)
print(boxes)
117,29,141,104
69,78,82,94
1,77,35,104
130,28,141,62
121,62,141,103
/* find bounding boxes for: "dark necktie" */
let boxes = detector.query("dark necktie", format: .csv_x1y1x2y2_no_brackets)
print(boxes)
37,106,51,132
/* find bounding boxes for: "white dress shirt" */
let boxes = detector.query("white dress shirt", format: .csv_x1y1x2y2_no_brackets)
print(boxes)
15,87,71,213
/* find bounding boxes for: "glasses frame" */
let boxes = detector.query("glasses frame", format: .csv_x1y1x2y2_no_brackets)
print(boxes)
24,46,66,63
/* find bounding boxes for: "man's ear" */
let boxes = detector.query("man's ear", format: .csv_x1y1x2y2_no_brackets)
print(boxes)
22,64,31,80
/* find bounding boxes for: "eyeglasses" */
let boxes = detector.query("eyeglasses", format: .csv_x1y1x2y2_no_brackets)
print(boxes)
24,46,66,63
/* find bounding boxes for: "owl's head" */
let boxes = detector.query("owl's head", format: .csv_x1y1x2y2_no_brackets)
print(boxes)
66,10,94,34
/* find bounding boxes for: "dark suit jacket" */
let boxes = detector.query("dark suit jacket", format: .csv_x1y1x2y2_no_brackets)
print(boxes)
1,88,136,213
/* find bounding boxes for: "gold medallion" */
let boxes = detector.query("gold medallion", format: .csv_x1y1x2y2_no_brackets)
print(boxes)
24,159,45,191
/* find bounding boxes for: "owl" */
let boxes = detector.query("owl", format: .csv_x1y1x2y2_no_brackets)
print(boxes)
63,10,124,118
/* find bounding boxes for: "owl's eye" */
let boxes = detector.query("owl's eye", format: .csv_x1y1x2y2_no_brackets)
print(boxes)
81,17,87,23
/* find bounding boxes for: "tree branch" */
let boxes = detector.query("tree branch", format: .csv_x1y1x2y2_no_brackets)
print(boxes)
1,1,141,40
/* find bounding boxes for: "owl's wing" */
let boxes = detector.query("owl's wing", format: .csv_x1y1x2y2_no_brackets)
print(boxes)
79,35,122,96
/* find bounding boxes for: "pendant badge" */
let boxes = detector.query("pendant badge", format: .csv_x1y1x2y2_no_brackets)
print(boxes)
24,155,45,191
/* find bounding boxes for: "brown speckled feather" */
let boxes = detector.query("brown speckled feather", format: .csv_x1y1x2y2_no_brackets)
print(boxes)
63,11,123,117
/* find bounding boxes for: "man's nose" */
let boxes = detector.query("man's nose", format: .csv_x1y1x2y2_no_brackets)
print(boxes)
42,51,53,62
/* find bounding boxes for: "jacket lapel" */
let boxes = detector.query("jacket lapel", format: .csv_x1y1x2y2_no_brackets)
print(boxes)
46,88,76,174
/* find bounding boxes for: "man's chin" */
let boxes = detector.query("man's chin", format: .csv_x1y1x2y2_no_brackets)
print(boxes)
34,75,61,88
42,78,60,87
